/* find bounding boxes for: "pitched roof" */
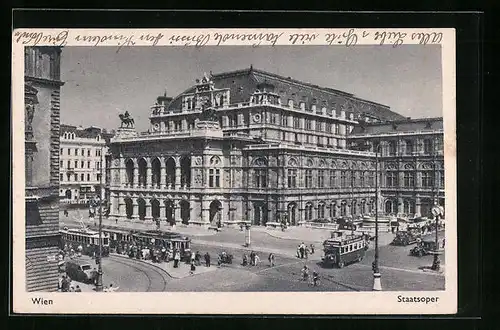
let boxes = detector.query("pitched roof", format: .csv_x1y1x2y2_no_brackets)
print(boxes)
165,67,406,121
350,117,443,135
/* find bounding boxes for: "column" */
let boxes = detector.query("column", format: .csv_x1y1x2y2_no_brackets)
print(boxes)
174,202,181,225
133,165,139,188
146,159,152,188
118,195,125,219
397,197,404,215
145,198,153,221
132,197,139,220
175,165,181,189
118,158,125,187
414,197,421,217
160,166,166,189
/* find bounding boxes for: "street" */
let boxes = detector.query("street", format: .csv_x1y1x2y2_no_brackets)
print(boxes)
60,209,445,292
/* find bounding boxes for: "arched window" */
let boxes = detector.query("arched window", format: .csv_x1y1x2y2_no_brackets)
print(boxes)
151,199,160,219
165,157,176,188
329,170,337,188
330,203,337,218
403,200,415,215
351,200,357,216
318,202,325,219
386,172,397,187
180,156,191,188
305,169,313,188
137,198,146,220
422,171,435,188
125,159,134,186
151,158,161,188
305,203,313,221
340,201,347,217
287,202,297,226
138,158,147,187
385,200,395,214
125,197,133,219
317,169,325,188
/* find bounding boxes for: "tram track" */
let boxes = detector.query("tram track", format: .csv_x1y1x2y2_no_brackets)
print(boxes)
108,255,169,292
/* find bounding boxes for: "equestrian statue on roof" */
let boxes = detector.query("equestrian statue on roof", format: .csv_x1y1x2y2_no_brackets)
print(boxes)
119,111,135,128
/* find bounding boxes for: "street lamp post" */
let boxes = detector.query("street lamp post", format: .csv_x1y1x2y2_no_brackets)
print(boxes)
372,143,382,291
431,205,444,271
95,146,104,292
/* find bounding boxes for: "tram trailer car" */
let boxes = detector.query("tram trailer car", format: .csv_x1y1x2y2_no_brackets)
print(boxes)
60,227,110,257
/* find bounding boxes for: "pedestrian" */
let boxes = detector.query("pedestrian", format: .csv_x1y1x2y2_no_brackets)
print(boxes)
305,247,309,260
191,251,196,264
301,265,309,282
250,251,256,266
174,249,180,268
296,245,301,258
254,254,260,266
442,238,445,249
268,253,275,267
242,253,248,266
75,285,82,292
190,260,196,274
115,218,118,224
299,242,305,259
310,244,315,254
312,271,319,286
217,254,222,267
204,252,211,267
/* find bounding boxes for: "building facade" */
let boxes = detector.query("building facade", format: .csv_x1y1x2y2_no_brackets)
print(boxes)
59,125,114,204
106,67,444,228
348,118,445,219
24,46,64,291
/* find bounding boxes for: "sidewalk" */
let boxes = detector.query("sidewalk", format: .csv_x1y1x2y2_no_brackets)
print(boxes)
252,226,396,247
110,253,217,279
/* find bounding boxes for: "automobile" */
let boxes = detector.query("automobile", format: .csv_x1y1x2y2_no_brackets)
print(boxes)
410,240,438,257
391,228,422,246
65,260,97,284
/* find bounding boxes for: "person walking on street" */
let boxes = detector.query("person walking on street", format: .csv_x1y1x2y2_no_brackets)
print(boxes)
242,253,248,266
310,244,315,254
250,251,256,266
254,254,260,266
173,249,180,268
268,253,275,267
299,242,305,259
296,245,301,259
204,252,211,267
312,271,319,287
301,265,309,282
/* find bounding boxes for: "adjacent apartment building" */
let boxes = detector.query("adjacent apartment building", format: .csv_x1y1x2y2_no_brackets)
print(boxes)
24,46,64,291
59,125,114,204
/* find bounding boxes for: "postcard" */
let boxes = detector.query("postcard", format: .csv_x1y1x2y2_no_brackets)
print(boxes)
12,27,456,314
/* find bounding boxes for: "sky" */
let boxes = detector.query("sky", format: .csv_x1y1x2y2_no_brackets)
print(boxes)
60,45,442,133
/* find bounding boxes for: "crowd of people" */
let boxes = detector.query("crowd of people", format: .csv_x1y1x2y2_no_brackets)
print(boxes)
296,242,315,259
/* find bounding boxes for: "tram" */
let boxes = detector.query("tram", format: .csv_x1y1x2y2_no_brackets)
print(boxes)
59,227,110,257
96,226,192,258
322,231,366,268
